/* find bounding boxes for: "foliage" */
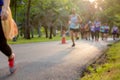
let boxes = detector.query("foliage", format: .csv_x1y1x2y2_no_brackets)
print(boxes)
8,34,70,44
96,0,120,27
81,42,120,80
10,0,120,39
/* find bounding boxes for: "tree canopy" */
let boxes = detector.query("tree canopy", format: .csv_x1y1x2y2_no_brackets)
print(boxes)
11,0,120,39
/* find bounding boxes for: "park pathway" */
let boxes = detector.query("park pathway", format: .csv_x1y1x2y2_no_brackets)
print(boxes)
0,38,117,80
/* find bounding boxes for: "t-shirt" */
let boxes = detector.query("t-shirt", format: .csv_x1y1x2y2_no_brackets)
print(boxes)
104,26,109,33
112,26,118,33
94,21,101,31
90,25,95,32
100,26,105,33
0,0,3,5
95,21,101,27
0,0,3,14
69,14,79,29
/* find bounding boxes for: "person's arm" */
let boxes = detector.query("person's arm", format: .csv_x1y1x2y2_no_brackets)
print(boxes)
77,15,82,24
1,0,10,20
111,27,113,33
68,15,71,25
3,0,10,9
100,22,101,27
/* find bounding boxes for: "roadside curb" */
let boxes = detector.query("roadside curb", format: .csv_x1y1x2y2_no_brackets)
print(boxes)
79,40,120,79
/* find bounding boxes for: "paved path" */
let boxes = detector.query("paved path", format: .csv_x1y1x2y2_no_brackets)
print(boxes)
0,38,117,80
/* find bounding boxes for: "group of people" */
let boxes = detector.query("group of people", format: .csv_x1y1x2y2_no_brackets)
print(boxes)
88,21,110,41
68,8,119,47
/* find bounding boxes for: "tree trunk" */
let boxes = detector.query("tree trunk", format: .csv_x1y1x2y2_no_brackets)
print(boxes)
38,25,41,37
31,25,34,38
14,0,17,22
44,26,48,38
49,26,53,39
53,27,56,37
12,0,17,42
60,23,63,36
25,0,31,39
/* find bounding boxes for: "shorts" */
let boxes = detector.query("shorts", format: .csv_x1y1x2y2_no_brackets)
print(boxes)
95,30,100,39
70,28,79,32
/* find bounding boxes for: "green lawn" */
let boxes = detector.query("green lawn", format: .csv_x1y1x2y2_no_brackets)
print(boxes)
81,42,120,80
8,35,70,44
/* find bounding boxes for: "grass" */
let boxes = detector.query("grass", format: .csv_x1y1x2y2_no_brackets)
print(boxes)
81,42,120,80
8,35,70,44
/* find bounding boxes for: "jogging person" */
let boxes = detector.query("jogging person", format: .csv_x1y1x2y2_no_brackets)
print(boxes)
80,23,85,39
68,8,82,47
84,22,90,40
94,19,101,41
104,23,110,41
0,0,16,73
111,26,119,40
90,23,95,41
100,24,105,40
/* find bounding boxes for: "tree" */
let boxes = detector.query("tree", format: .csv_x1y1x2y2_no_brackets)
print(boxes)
13,0,107,39
24,0,31,39
96,0,120,27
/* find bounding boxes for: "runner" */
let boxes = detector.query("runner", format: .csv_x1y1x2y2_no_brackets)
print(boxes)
80,23,85,39
111,25,119,40
0,0,16,73
68,8,82,47
94,19,101,41
100,24,105,40
84,22,91,40
90,23,95,41
104,23,110,41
